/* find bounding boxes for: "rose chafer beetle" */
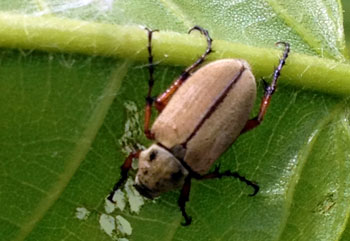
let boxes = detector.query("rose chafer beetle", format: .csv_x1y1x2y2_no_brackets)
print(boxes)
108,26,290,225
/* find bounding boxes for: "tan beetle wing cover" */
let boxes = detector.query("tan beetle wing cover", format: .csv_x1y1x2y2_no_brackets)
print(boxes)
152,59,256,174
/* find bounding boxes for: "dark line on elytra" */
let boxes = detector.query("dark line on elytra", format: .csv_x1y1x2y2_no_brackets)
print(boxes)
181,65,246,148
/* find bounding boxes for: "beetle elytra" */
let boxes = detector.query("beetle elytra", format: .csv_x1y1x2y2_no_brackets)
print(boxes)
108,26,290,226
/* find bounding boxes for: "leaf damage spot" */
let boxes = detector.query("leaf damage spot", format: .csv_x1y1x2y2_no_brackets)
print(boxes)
98,213,133,240
116,215,132,235
124,178,145,214
75,205,133,240
75,207,91,220
111,189,127,211
99,213,116,237
314,193,337,215
105,198,116,214
94,101,148,240
98,213,131,240
118,101,145,169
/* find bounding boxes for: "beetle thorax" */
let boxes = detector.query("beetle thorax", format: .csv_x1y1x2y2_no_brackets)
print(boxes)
134,144,189,198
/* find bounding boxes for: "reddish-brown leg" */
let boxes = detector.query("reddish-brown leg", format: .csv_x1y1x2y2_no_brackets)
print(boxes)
144,26,213,139
144,28,159,140
242,42,290,133
107,151,141,202
154,26,213,112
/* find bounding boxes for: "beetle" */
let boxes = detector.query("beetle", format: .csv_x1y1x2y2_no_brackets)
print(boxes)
107,26,290,226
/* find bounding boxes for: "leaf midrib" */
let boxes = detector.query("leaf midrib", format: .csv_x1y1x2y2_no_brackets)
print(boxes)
0,12,349,97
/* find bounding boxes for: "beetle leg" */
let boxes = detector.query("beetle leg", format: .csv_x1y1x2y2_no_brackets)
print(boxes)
155,26,213,112
199,166,259,196
242,42,290,133
178,175,193,226
107,151,141,202
144,27,159,139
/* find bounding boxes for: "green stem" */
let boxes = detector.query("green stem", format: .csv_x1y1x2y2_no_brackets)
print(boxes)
0,12,349,96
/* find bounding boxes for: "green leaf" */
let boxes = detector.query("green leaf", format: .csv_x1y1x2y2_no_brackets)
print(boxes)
1,1,350,241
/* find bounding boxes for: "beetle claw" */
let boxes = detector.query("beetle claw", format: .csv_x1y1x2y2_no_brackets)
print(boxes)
181,216,192,226
214,164,221,173
188,25,207,35
261,78,269,90
275,41,289,49
144,27,159,34
248,182,259,196
188,25,213,50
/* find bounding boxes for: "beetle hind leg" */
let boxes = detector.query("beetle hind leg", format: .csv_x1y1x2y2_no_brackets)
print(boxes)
242,42,290,133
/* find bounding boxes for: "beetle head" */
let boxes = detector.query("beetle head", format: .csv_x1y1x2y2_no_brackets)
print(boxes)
134,144,189,199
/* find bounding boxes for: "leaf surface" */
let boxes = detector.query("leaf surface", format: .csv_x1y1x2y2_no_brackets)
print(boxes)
1,1,350,241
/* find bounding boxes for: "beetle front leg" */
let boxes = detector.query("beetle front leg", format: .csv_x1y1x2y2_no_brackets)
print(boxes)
144,28,159,140
144,26,213,138
107,151,141,202
242,42,290,133
155,26,213,112
178,175,193,226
